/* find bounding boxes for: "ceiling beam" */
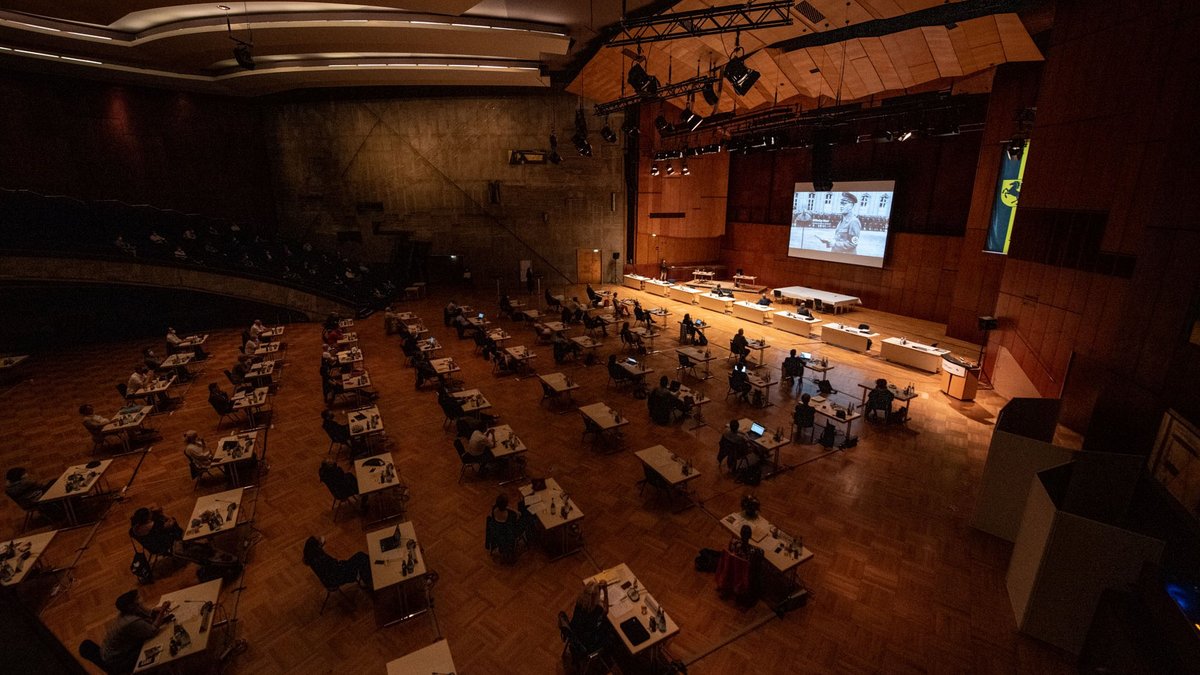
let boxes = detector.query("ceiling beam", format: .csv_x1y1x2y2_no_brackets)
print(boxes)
607,0,794,47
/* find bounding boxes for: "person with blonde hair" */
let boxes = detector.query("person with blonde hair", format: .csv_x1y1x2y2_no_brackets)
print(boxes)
570,580,609,652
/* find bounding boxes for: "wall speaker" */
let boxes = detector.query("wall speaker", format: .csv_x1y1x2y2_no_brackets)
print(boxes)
978,316,998,331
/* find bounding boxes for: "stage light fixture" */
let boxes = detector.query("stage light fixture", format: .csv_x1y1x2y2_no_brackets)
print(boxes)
897,130,914,142
702,82,719,106
600,118,617,143
679,106,704,131
723,48,760,96
681,160,690,176
654,115,674,134
665,162,675,176
233,42,255,70
871,130,893,143
628,63,659,97
572,133,592,157
650,162,660,176
548,132,562,164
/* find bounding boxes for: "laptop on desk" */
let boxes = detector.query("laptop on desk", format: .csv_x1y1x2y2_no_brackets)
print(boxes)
747,422,765,439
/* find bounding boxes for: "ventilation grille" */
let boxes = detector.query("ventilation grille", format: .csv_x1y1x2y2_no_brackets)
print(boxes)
796,1,826,24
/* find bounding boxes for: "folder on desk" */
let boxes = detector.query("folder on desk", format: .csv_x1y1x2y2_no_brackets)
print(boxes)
619,617,650,646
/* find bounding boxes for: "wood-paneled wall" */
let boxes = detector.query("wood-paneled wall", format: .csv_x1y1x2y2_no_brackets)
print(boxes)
989,0,1200,424
721,223,962,322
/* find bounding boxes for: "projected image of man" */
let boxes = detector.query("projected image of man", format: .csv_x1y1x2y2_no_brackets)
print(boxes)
819,192,861,254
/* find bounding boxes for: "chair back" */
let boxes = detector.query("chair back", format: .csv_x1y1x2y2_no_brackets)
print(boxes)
116,382,128,398
858,323,870,331
210,398,231,416
453,438,469,460
679,354,692,368
541,382,555,398
79,639,112,673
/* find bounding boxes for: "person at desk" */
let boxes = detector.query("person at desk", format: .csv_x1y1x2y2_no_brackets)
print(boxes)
585,284,602,307
730,329,751,363
866,378,896,422
728,363,752,402
183,430,214,469
795,306,814,319
781,349,806,386
166,327,208,360
5,466,53,510
142,347,162,372
444,300,462,326
319,459,366,511
716,525,763,606
611,292,630,319
717,420,757,473
99,589,174,673
756,291,772,307
620,322,645,354
485,494,525,564
321,325,343,349
499,294,514,317
249,318,268,341
713,284,733,298
127,365,173,408
647,376,675,425
466,427,498,465
452,311,475,339
793,393,817,441
633,300,656,328
680,313,696,343
302,535,372,589
321,409,355,454
413,353,442,389
553,331,583,363
817,192,862,254
569,581,610,655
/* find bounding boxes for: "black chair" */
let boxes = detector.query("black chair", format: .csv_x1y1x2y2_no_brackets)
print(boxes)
726,374,750,402
210,397,242,429
116,382,128,400
717,436,747,474
187,454,221,490
455,438,485,483
540,381,557,406
858,323,870,331
792,406,817,443
558,611,612,675
485,513,523,564
320,471,359,521
79,639,121,675
306,562,358,614
677,353,698,379
637,464,672,499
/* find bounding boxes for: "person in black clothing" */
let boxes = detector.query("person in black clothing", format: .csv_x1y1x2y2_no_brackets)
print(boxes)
302,536,371,588
781,349,806,386
485,494,524,563
319,459,366,510
526,266,535,294
728,364,751,402
866,378,896,421
414,354,441,389
730,329,750,361
129,506,185,556
570,581,610,654
208,382,233,412
756,291,772,307
793,393,817,440
607,354,631,386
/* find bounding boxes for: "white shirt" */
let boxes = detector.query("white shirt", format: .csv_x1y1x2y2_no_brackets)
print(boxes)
127,371,148,392
467,430,494,457
166,331,181,346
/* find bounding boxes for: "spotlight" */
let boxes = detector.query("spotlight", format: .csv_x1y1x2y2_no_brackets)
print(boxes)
1006,138,1026,160
723,51,760,96
871,130,893,143
654,115,674,134
679,107,704,132
600,120,617,143
233,42,255,70
572,133,592,157
650,163,660,176
681,160,690,176
897,130,914,142
665,162,675,176
928,124,960,137
702,82,719,106
548,133,561,164
628,63,659,97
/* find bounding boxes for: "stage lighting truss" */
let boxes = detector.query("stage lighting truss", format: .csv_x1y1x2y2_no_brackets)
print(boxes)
606,0,794,47
595,73,720,117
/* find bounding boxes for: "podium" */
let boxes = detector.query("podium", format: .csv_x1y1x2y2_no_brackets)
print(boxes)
941,356,979,401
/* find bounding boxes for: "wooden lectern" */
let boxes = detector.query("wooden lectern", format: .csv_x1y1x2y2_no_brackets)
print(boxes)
941,356,978,401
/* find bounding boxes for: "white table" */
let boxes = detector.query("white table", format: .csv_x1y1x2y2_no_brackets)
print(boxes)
183,488,244,542
133,579,223,673
452,389,492,414
40,459,112,525
0,530,57,586
732,300,774,325
635,445,700,508
231,387,270,426
584,563,679,658
820,323,879,352
775,286,862,314
386,640,456,675
520,477,583,559
675,346,716,380
773,311,822,336
669,285,702,303
430,357,460,376
810,396,862,441
538,372,579,408
367,521,429,626
336,347,364,366
347,406,384,448
720,511,813,574
738,418,790,474
732,274,758,287
692,270,716,282
644,278,672,297
579,402,629,448
698,292,734,314
857,381,919,422
355,453,405,523
102,406,153,452
211,431,258,486
623,274,649,290
880,337,950,372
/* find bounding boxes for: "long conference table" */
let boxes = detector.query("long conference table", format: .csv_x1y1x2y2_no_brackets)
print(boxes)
879,337,950,372
820,323,879,352
732,300,773,324
775,285,862,314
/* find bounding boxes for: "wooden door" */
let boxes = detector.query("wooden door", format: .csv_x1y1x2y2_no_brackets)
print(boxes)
576,248,601,284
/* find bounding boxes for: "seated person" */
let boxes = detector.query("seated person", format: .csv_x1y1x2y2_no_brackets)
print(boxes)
319,459,365,510
582,313,608,337
249,319,268,341
728,364,752,400
585,284,601,307
208,382,235,415
183,430,213,469
544,288,561,310
633,300,656,327
302,535,371,588
717,420,750,472
453,311,476,339
80,403,153,447
730,329,751,361
129,505,186,557
321,409,356,453
781,349,806,384
796,305,814,318
166,327,208,360
607,354,632,385
756,291,772,307
413,354,442,389
485,494,524,563
866,378,896,421
499,294,514,316
716,525,764,606
619,322,644,352
5,466,52,510
612,293,631,319
467,427,497,464
322,326,343,348
127,365,171,407
569,581,609,655
566,297,585,324
680,313,697,343
142,347,162,372
443,300,461,326
793,393,817,436
99,590,173,674
552,332,583,363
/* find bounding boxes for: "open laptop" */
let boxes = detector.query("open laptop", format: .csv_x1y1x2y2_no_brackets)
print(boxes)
747,422,765,439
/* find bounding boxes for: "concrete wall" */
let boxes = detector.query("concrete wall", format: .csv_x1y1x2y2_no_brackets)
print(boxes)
265,93,627,289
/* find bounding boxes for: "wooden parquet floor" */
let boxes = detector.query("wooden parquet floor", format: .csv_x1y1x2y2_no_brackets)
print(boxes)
0,283,1077,674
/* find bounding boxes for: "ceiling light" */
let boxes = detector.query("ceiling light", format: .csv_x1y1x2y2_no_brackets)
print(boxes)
628,63,659,97
650,163,660,176
679,107,704,132
723,50,760,96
